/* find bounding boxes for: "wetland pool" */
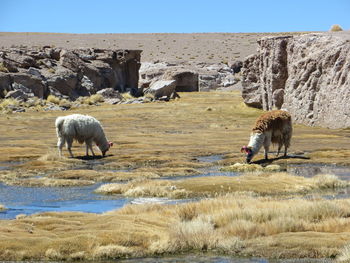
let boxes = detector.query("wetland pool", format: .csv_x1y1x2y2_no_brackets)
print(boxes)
1,156,350,220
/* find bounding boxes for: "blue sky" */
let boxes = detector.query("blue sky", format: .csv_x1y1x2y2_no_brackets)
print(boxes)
1,0,349,33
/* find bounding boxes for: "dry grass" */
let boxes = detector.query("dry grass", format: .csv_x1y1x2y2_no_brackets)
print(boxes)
0,62,9,73
1,194,350,260
3,177,95,187
337,244,350,262
95,179,188,198
80,94,104,105
221,163,283,172
1,91,350,260
0,98,20,110
46,95,61,105
1,91,349,169
330,24,343,32
96,172,349,198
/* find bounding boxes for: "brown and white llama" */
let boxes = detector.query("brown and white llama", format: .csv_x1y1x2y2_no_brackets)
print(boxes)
241,110,292,163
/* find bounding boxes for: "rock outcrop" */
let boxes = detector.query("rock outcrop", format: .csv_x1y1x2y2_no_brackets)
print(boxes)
241,32,350,128
139,61,239,93
0,47,141,100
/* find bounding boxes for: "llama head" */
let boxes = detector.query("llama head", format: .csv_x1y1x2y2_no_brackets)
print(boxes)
99,141,113,157
242,132,266,163
241,146,253,163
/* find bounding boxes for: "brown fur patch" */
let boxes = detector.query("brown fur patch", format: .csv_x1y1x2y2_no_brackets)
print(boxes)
252,110,291,133
252,110,292,145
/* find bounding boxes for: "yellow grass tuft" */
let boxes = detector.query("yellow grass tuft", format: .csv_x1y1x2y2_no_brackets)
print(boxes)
81,94,104,105
4,177,95,187
0,62,9,73
92,244,134,259
121,92,135,100
1,194,350,260
0,98,20,110
46,95,61,105
96,179,189,198
221,163,263,172
95,172,349,198
221,163,282,172
337,244,350,262
330,24,343,32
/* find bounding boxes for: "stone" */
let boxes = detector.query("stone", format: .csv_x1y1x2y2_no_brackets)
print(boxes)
230,60,243,73
0,47,142,102
146,80,176,100
46,69,78,98
0,72,12,98
241,84,262,109
163,70,198,92
241,32,350,128
5,89,31,101
199,73,220,91
104,98,122,105
27,67,43,78
96,88,123,100
80,75,94,93
11,73,47,98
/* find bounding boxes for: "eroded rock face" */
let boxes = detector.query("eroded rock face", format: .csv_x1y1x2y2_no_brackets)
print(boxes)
241,32,350,128
0,47,141,100
139,61,239,93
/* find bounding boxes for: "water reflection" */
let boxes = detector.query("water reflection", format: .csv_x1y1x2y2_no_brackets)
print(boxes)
0,183,128,219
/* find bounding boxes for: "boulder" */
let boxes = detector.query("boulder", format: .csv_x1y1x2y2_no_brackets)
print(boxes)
96,88,123,100
0,73,12,98
0,47,142,101
5,88,32,101
11,73,47,98
146,80,177,100
163,70,198,92
241,32,350,128
230,60,243,73
198,72,220,91
46,69,78,98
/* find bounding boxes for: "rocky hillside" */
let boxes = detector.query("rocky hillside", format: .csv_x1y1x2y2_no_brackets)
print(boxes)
241,32,350,129
0,47,141,100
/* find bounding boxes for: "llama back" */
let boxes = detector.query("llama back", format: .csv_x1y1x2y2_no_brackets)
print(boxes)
252,110,291,134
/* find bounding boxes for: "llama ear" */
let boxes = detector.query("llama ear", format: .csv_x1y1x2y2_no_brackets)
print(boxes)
241,146,251,154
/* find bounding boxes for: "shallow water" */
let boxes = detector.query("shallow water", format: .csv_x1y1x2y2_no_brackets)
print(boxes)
1,156,350,220
118,255,269,263
288,163,350,180
0,182,128,219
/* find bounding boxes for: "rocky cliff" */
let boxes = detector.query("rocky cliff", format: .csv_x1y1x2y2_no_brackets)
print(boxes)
241,32,350,128
0,47,141,100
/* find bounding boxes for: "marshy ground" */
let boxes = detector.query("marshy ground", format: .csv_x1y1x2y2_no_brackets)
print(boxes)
1,91,350,261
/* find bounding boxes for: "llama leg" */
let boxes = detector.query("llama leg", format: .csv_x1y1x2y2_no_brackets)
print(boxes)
57,137,65,157
264,146,270,160
85,143,89,156
66,138,74,158
86,139,95,156
263,133,272,160
277,143,282,157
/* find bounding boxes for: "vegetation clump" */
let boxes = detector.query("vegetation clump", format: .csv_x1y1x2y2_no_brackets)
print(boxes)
330,24,343,31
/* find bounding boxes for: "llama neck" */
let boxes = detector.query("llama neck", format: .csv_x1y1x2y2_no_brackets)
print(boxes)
248,132,265,155
94,132,109,151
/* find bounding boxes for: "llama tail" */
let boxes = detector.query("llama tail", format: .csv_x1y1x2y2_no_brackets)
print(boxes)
55,117,65,137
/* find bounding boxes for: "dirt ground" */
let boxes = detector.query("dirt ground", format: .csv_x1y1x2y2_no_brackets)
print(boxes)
0,32,310,63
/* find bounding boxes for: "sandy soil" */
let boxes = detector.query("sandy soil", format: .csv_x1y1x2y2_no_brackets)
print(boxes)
0,32,307,63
